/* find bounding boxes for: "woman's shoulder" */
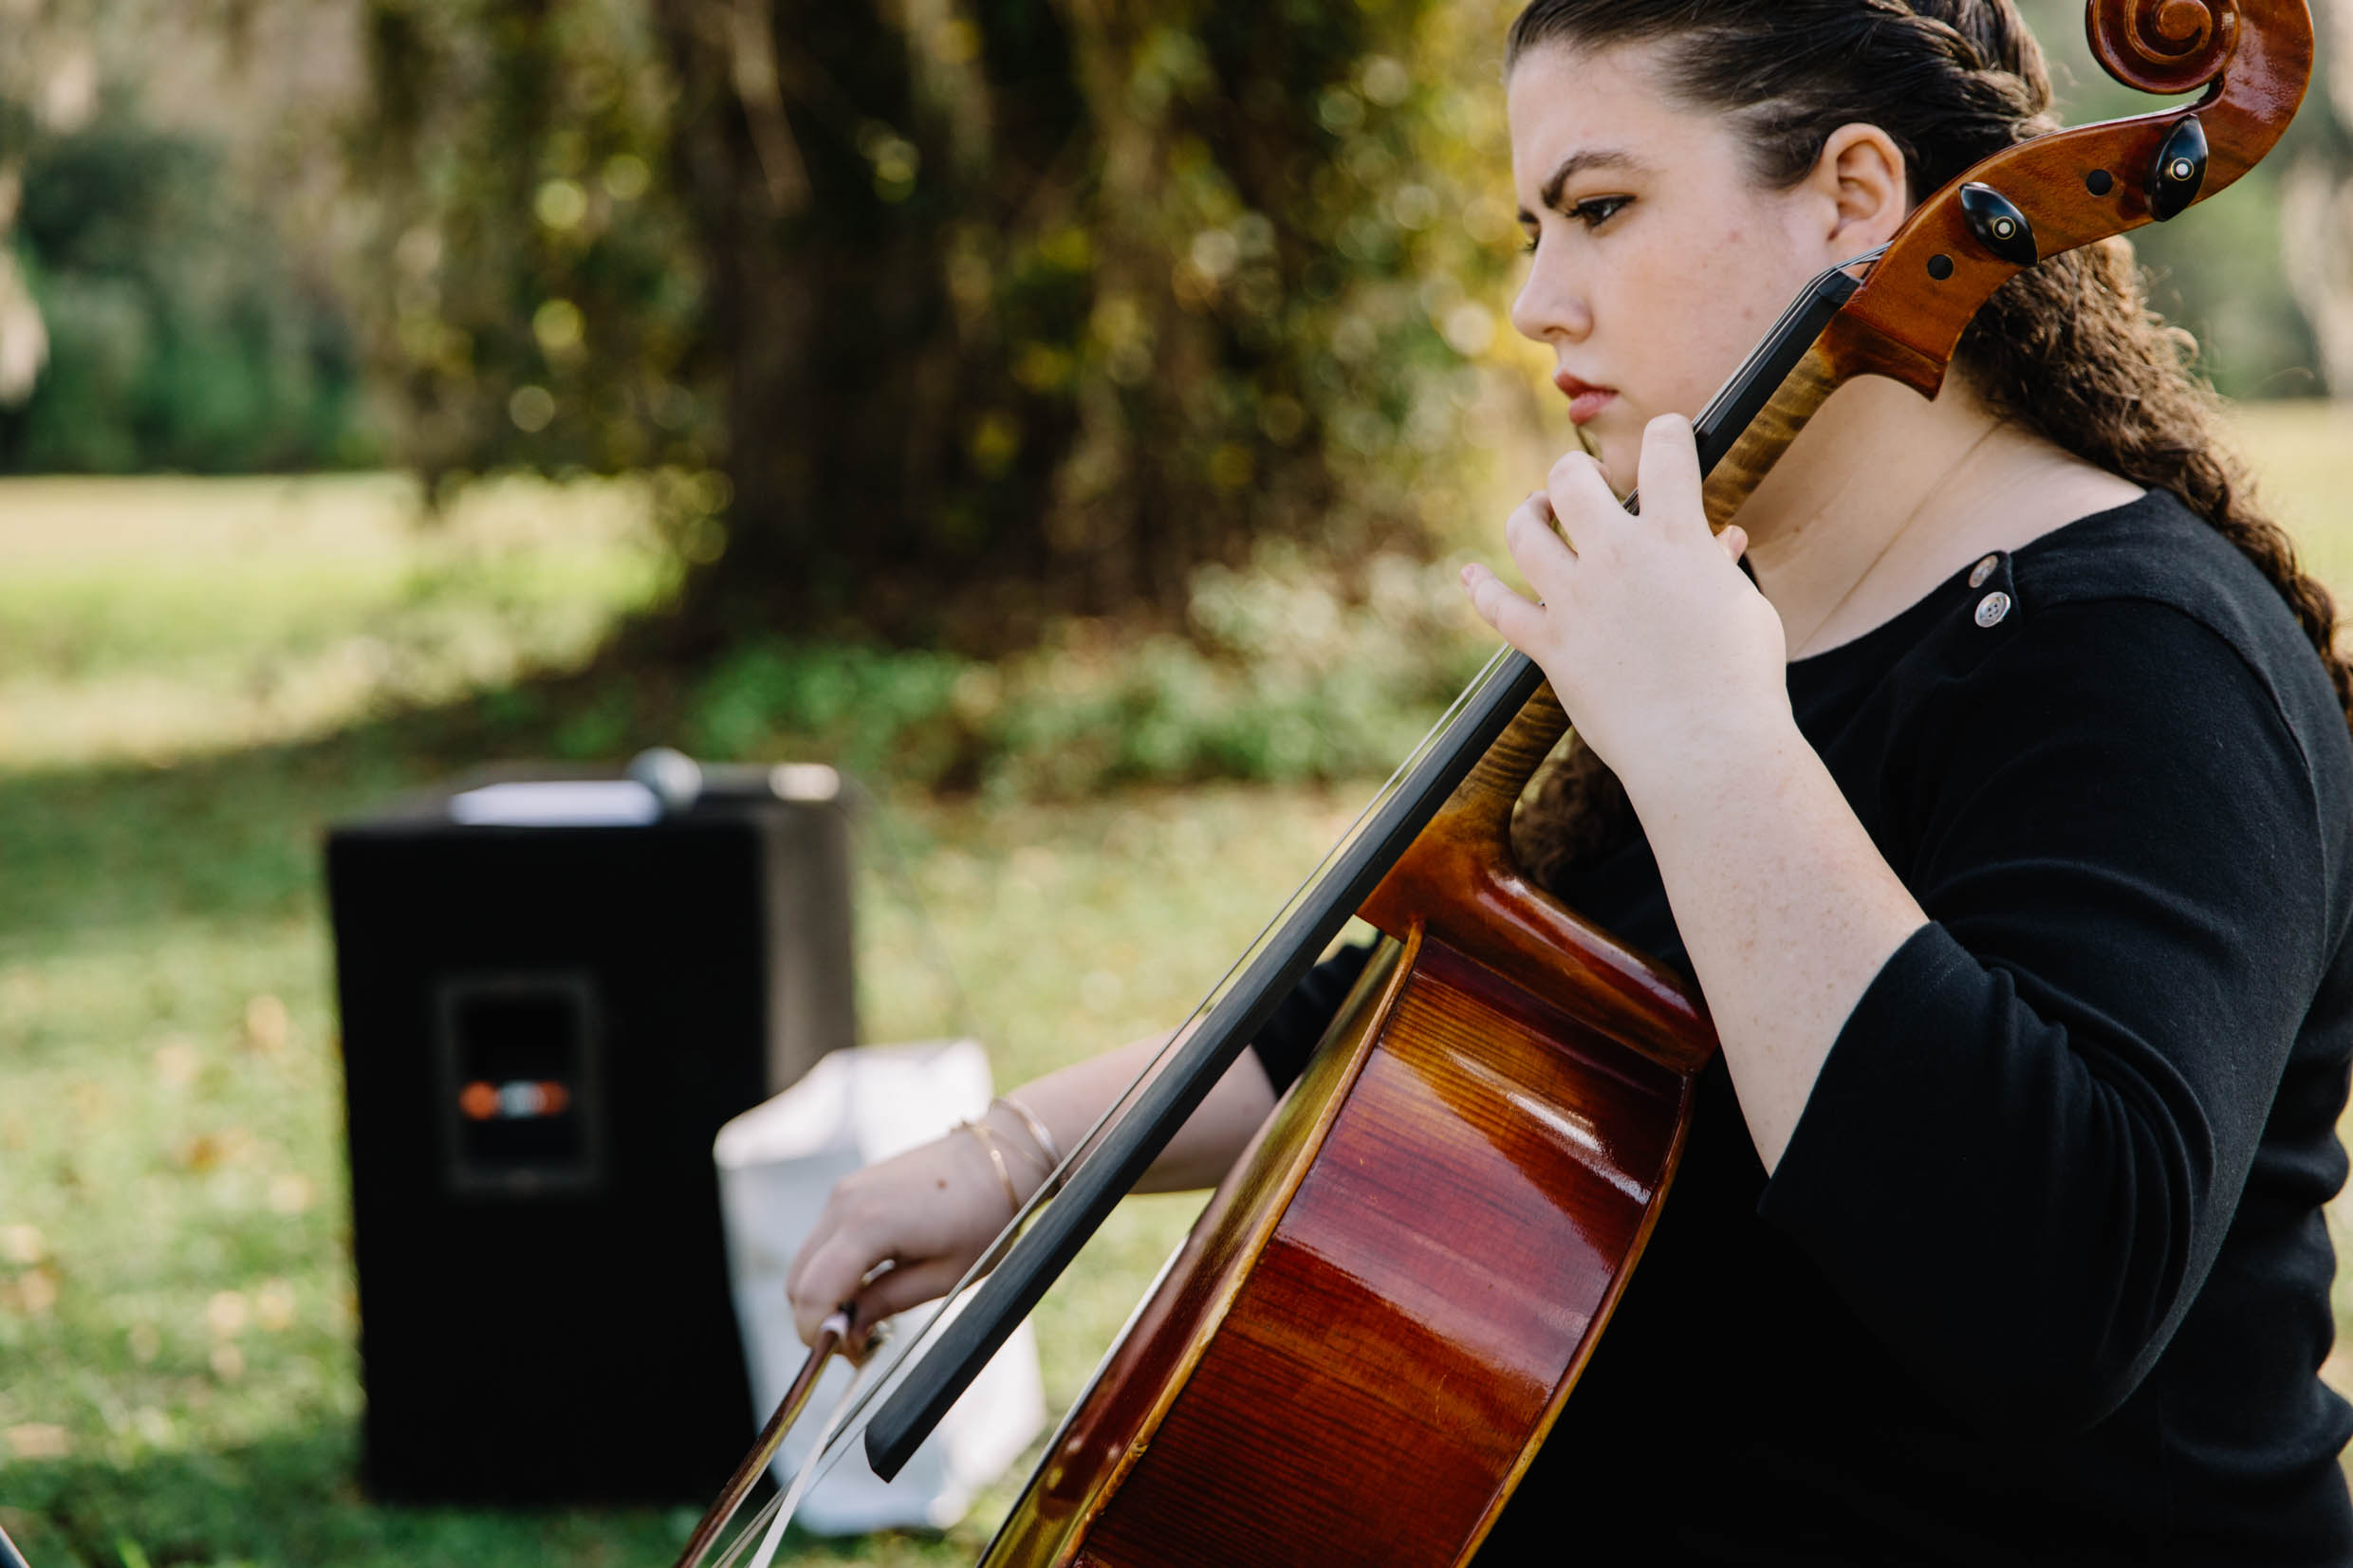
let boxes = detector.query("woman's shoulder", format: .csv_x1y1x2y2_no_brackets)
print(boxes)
2001,489,2345,764
1896,489,2353,921
1818,488,2353,950
2015,490,2310,646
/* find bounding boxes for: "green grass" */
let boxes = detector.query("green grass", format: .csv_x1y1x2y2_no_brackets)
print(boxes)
0,722,1371,1562
5,406,2353,1562
0,473,673,771
0,626,1367,1560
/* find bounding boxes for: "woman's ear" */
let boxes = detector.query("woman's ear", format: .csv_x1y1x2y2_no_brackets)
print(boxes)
1809,122,1910,253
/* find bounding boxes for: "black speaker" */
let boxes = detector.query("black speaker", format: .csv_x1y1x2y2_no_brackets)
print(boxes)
325,763,854,1503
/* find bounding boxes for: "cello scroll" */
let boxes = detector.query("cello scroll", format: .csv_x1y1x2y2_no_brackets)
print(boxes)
2089,0,2239,94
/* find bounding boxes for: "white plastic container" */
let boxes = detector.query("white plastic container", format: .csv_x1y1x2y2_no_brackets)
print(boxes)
713,1040,1047,1534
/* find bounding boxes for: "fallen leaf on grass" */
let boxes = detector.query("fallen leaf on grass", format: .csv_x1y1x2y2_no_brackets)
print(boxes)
0,1223,43,1264
153,1038,201,1090
267,1173,314,1214
244,994,289,1054
205,1290,248,1337
3,1423,69,1459
255,1279,296,1332
15,1268,56,1316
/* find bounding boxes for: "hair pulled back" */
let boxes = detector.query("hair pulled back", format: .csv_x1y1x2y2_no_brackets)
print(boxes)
1505,0,2353,891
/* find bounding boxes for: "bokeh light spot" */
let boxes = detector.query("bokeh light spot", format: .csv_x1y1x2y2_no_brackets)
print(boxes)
601,154,650,201
532,299,584,355
534,178,587,231
509,384,556,432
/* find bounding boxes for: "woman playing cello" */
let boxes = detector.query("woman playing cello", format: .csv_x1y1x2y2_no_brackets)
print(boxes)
787,2,2353,1559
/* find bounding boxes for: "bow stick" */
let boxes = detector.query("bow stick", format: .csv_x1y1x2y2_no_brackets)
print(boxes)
674,1306,866,1568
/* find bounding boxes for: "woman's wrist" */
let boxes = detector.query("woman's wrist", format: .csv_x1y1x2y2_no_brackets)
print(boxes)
993,1094,1065,1173
977,1100,1057,1193
1609,699,1805,823
954,1116,1026,1216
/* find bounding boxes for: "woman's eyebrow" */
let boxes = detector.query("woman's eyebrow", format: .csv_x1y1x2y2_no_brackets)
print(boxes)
1525,147,1645,220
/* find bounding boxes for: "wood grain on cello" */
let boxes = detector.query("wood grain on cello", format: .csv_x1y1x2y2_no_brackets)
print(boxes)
987,932,1690,1567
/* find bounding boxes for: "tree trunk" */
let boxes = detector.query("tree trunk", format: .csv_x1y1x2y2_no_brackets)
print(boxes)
651,0,1439,655
656,0,1092,654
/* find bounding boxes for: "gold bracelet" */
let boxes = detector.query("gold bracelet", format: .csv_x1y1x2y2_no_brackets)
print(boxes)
955,1118,1022,1218
994,1094,1064,1174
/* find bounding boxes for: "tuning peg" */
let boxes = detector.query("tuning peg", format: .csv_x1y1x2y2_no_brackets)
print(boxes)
2148,115,2209,221
1958,182,2038,266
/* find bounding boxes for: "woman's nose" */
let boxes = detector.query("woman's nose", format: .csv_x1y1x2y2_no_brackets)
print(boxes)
1510,249,1591,345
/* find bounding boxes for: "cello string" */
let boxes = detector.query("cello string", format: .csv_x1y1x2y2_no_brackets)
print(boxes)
708,1492,783,1568
744,1354,884,1568
753,243,1896,1494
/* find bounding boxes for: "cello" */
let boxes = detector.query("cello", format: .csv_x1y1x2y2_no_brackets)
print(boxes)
678,2,2315,1560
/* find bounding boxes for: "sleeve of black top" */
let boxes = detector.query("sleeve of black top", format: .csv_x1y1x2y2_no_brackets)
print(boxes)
1759,599,2334,1438
1250,940,1377,1096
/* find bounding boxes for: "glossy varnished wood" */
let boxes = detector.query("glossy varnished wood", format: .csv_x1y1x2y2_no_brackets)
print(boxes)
979,936,1417,1568
1701,341,1845,534
984,938,1692,1568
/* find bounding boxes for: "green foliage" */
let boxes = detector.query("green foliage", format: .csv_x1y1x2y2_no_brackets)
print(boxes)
350,0,713,480
670,542,1497,796
0,121,372,473
363,0,1540,649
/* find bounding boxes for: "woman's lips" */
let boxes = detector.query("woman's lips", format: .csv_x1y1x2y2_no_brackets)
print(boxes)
1553,372,1617,426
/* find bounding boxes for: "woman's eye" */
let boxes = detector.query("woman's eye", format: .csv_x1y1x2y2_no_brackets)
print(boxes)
1521,230,1540,255
1572,195,1630,229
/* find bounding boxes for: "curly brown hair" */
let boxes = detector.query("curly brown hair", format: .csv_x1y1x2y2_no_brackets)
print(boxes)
1504,0,2352,894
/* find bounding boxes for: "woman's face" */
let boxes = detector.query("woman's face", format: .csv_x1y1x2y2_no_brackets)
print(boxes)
1507,41,1873,488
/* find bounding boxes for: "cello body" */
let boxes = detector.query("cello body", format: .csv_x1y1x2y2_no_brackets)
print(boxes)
983,932,1695,1568
982,689,1719,1568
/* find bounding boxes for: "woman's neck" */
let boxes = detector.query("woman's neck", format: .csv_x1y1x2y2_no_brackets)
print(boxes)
1732,373,2143,660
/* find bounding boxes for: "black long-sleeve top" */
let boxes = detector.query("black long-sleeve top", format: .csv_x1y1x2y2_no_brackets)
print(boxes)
1251,492,2353,1563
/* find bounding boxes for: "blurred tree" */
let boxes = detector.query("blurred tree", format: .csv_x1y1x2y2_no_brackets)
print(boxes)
355,0,1532,654
0,2,372,472
0,122,367,472
2280,0,2353,394
353,0,711,482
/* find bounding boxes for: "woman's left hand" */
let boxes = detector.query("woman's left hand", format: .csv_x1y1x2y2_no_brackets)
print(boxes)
1461,413,1789,795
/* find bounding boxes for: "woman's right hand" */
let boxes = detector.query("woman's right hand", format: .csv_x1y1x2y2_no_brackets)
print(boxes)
783,1117,1034,1349
781,1029,1276,1349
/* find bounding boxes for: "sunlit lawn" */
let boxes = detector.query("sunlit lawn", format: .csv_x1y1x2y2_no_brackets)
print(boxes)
5,403,2353,1563
0,474,1368,1563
